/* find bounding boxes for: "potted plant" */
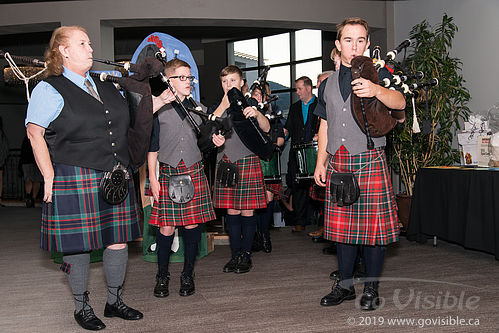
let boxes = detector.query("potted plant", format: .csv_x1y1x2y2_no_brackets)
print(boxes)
389,14,471,228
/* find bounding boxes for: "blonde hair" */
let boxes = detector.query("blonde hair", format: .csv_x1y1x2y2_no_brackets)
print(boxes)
164,58,191,76
44,26,87,77
220,65,243,79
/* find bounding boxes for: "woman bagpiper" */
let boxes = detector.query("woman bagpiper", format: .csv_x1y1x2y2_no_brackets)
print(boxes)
26,26,169,330
210,65,270,274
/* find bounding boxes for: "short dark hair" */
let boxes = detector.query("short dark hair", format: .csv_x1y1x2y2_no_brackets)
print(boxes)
295,76,312,87
336,17,369,41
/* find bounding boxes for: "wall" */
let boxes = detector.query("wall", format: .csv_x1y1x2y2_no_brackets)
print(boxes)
393,0,499,116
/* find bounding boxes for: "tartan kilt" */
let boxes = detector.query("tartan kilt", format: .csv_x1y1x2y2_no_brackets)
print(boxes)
41,163,141,254
149,160,216,227
213,154,266,210
265,182,283,201
324,146,399,246
309,183,326,202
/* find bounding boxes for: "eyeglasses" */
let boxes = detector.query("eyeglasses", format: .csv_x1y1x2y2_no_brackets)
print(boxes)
169,75,195,82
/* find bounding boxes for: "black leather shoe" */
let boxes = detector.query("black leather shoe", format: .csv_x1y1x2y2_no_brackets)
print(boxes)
320,283,356,306
252,232,263,252
262,233,272,253
322,243,337,255
360,282,379,311
234,253,252,274
104,287,143,320
179,273,195,296
74,307,106,331
153,274,170,298
312,236,327,243
329,270,340,281
223,257,238,273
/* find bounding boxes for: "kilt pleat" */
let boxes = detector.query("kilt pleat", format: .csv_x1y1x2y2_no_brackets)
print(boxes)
265,183,283,201
149,160,216,227
213,154,267,210
324,146,399,246
41,164,141,253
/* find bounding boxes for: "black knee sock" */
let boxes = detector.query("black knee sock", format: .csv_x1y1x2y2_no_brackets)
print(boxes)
156,232,174,278
336,243,358,289
241,215,257,256
260,204,273,237
182,226,201,277
226,214,242,257
62,253,90,312
363,245,386,289
103,245,128,305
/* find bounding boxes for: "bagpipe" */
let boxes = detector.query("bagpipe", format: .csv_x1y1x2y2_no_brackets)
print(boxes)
92,57,232,155
350,39,439,148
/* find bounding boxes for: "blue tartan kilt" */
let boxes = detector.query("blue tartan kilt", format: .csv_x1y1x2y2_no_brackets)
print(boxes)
41,163,141,253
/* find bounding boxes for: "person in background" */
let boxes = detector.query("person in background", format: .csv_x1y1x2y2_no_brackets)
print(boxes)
0,117,9,207
20,135,42,208
283,76,319,233
252,83,285,253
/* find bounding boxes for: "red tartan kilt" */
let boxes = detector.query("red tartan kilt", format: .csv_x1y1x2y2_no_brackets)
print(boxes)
149,161,216,227
309,183,326,202
213,154,267,210
324,146,399,246
265,183,283,201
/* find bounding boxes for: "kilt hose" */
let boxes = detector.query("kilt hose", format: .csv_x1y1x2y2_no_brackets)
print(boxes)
324,146,399,246
265,182,283,201
149,160,216,227
41,163,141,254
213,154,267,210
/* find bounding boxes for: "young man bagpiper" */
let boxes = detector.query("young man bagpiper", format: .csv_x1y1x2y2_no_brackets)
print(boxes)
210,65,270,274
148,59,225,297
314,17,405,310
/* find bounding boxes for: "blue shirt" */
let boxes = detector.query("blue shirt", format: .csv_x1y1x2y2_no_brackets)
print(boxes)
301,95,316,124
25,67,99,128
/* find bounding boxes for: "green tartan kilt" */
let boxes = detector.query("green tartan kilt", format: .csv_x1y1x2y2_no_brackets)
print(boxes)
41,163,141,253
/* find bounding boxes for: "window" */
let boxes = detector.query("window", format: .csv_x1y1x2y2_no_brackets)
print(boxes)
229,29,322,117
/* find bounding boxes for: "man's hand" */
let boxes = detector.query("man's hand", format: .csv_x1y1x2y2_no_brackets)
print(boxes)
314,164,327,187
212,132,225,147
352,78,379,98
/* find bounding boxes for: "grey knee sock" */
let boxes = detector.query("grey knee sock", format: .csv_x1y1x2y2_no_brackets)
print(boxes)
103,245,128,305
62,253,90,312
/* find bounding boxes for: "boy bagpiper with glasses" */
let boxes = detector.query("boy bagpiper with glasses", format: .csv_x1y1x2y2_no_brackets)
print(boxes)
148,59,225,298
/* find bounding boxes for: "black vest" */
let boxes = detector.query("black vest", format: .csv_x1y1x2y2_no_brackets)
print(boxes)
44,75,130,171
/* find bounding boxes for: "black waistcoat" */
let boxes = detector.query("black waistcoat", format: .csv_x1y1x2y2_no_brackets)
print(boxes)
44,75,130,171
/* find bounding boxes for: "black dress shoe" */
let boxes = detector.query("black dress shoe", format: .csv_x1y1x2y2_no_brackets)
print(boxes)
179,274,195,296
252,231,263,252
329,270,340,281
153,274,170,298
262,233,272,253
360,282,379,311
322,243,337,255
74,307,106,331
234,253,252,274
320,283,356,306
312,236,327,243
223,257,238,273
104,289,143,321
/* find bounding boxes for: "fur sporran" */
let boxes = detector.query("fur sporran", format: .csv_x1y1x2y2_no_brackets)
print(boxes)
168,174,195,204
